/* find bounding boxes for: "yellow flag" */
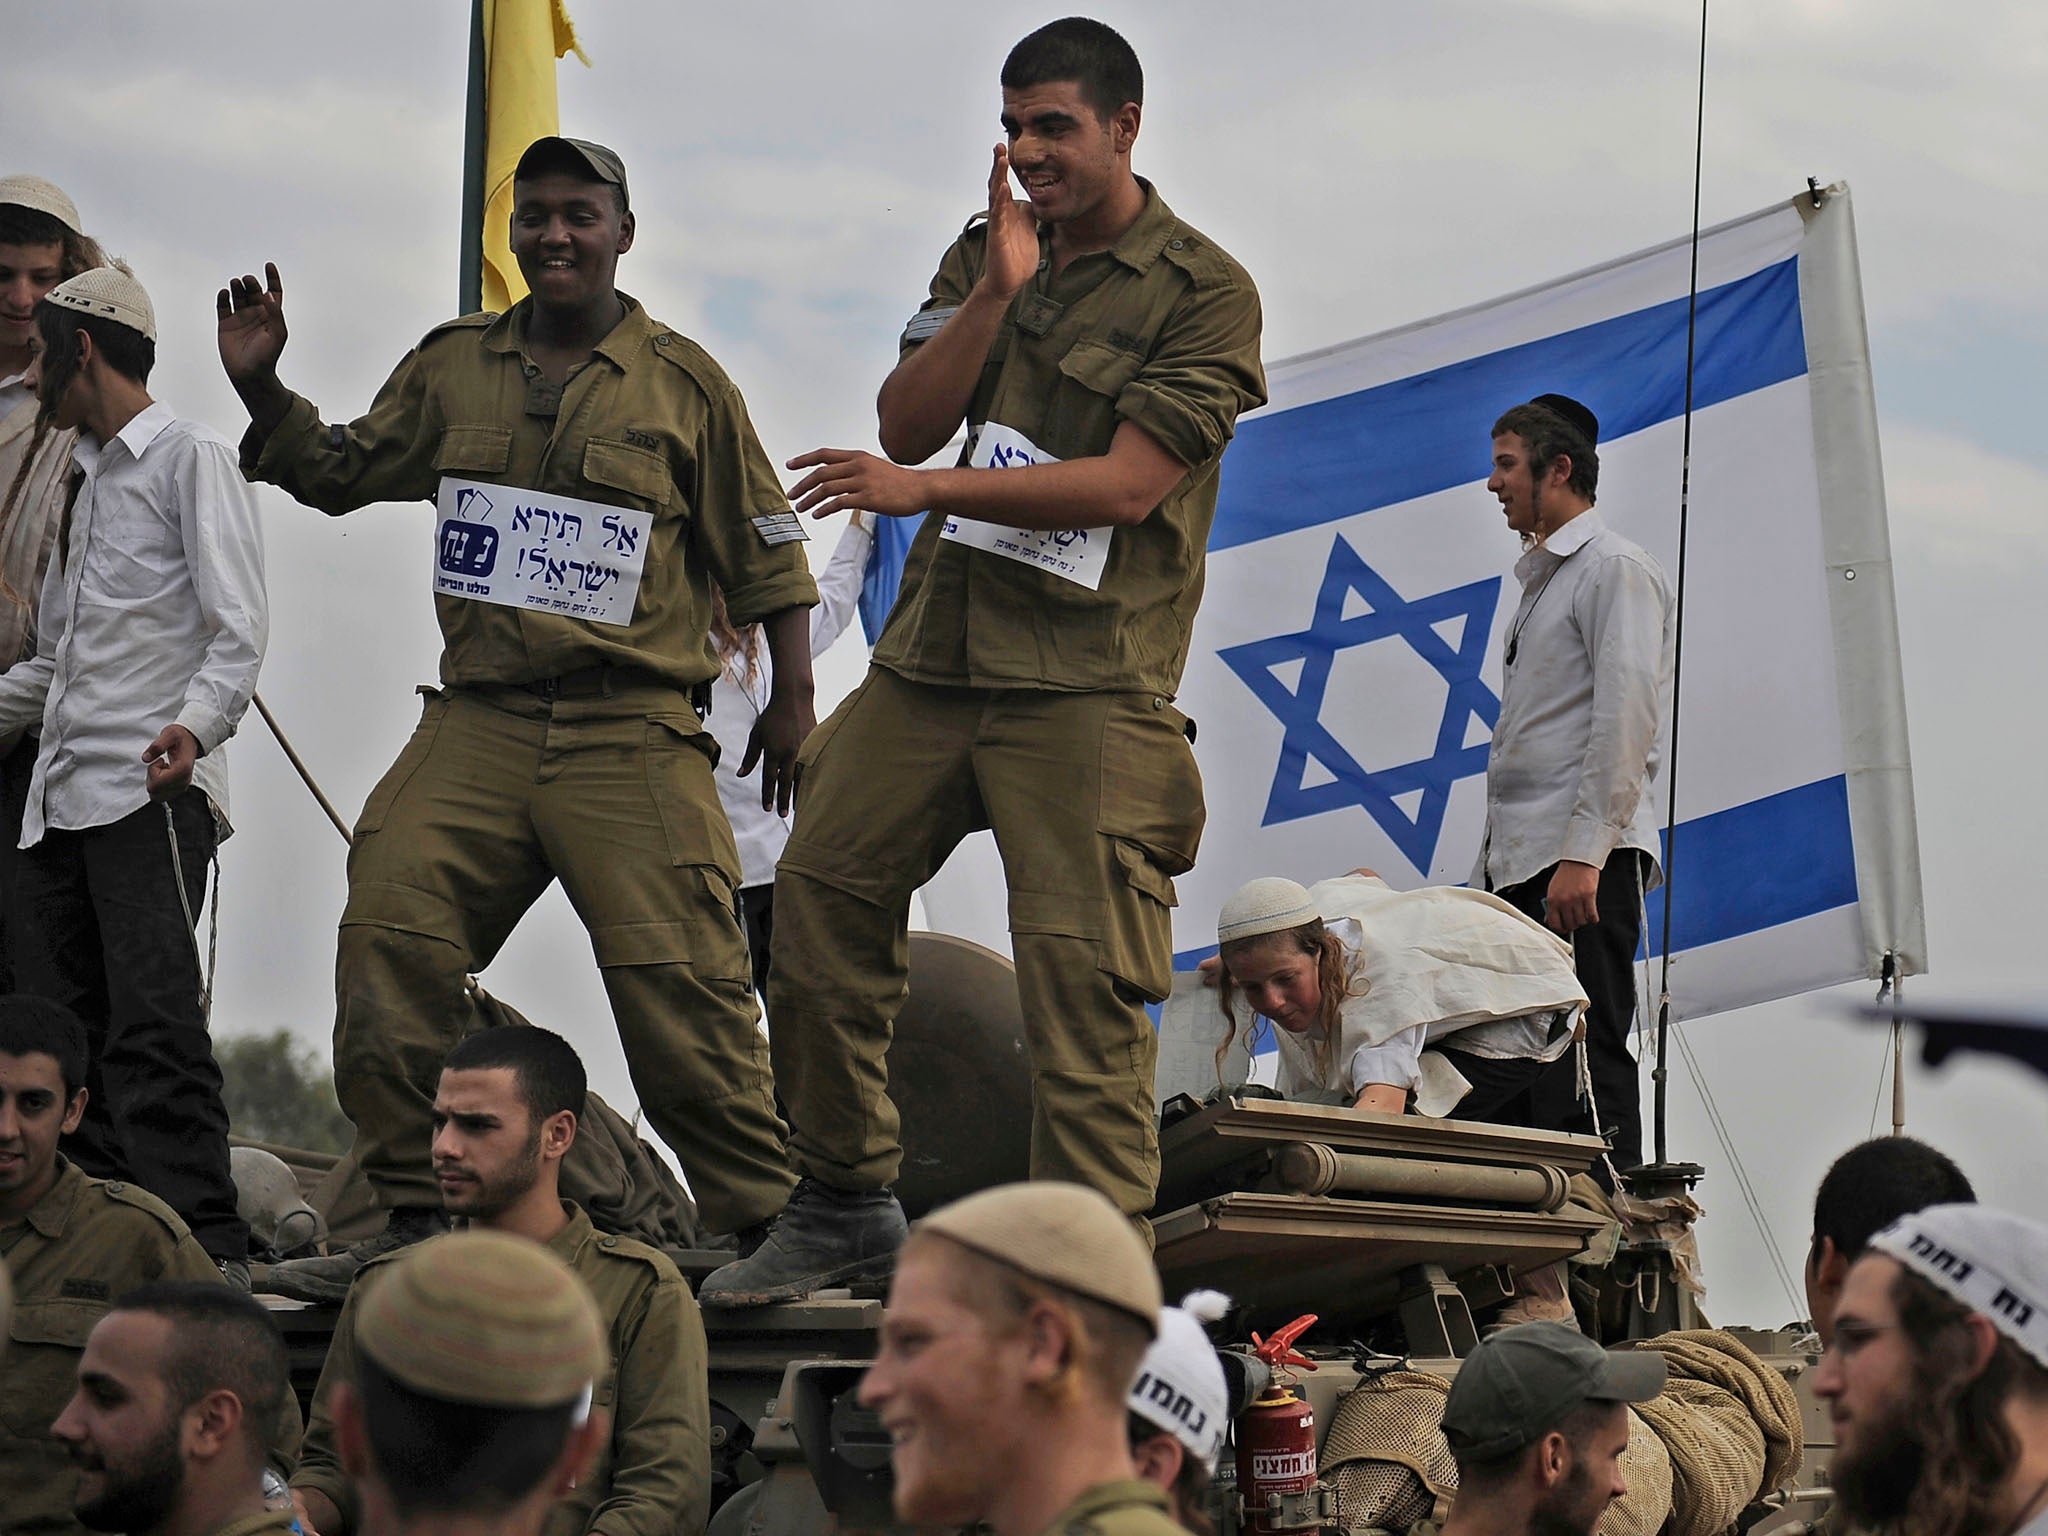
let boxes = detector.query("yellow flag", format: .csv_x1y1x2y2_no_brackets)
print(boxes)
480,0,589,313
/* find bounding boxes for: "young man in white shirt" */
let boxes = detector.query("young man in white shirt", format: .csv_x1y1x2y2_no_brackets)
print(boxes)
0,264,268,1276
0,176,108,992
1474,395,1672,1177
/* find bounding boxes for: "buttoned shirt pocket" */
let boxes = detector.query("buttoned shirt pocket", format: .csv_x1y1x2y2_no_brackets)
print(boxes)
1057,338,1147,400
432,424,513,477
584,438,676,514
2,1297,101,1437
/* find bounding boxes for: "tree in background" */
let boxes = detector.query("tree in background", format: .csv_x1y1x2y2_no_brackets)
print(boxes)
216,1029,354,1154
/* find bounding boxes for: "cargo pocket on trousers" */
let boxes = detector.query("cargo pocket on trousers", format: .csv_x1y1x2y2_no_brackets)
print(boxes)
644,714,736,870
1098,837,1179,1004
354,687,449,837
1095,697,1205,1003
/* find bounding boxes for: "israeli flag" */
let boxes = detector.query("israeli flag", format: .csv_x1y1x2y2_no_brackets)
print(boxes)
1182,182,1924,1021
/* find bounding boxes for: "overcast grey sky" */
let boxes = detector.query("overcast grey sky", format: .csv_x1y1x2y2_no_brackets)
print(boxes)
9,0,2046,1325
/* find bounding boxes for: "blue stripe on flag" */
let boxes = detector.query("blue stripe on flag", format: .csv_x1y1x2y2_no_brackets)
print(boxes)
1642,773,1858,958
858,512,925,646
1210,257,1807,551
1170,772,1858,974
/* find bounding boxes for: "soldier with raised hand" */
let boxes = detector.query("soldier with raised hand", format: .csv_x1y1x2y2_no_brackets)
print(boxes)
218,136,820,1301
705,15,1266,1308
858,1180,1184,1536
291,1024,710,1536
320,1230,612,1536
51,1282,294,1536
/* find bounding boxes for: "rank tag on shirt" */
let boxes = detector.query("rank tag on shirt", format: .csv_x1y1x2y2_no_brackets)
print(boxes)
937,422,1113,591
434,478,653,626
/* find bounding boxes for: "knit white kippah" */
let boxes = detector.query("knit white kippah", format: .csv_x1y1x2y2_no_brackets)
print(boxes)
1869,1203,2048,1370
45,261,154,343
1217,876,1319,945
0,175,81,235
1127,1290,1232,1469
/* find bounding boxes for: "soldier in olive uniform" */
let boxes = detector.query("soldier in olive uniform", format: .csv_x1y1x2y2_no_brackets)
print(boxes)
703,17,1265,1306
321,1230,611,1536
52,1282,295,1536
217,137,819,1300
859,1181,1185,1536
293,1026,709,1536
1,996,298,1536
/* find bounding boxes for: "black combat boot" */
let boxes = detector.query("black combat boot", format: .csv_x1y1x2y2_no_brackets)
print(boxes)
697,1179,907,1308
255,1206,450,1305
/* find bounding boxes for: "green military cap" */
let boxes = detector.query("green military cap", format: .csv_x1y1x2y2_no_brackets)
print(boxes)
514,136,629,212
1441,1321,1665,1461
356,1230,606,1409
918,1181,1162,1335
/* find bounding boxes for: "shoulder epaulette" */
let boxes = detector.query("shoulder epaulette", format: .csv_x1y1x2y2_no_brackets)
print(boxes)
586,1229,686,1283
1158,222,1245,292
99,1178,192,1239
418,311,498,346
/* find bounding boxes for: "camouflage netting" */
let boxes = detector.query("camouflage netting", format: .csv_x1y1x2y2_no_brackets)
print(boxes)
1317,1330,1801,1536
1620,1329,1805,1536
1319,1370,1459,1530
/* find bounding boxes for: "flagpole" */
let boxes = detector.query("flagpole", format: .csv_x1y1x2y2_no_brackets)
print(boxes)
458,0,487,313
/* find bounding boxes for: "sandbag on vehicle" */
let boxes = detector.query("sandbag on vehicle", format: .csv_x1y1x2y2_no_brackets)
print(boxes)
1620,1328,1805,1536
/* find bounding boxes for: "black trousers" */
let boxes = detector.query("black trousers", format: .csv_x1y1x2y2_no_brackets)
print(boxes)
1494,849,1648,1173
12,791,247,1260
0,737,34,994
738,881,775,1006
1433,1047,1554,1129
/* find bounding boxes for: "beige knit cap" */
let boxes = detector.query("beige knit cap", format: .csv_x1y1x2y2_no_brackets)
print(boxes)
356,1231,607,1409
44,263,155,343
1217,876,1320,945
0,175,81,235
918,1181,1162,1333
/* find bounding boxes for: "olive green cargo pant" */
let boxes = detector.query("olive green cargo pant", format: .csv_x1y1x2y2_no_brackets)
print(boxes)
769,667,1205,1220
335,683,793,1234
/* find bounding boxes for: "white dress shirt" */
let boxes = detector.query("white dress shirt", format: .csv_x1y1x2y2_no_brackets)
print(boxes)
1472,509,1673,895
707,517,872,887
0,401,267,845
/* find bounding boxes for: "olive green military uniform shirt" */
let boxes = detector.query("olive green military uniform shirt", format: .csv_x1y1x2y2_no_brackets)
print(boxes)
0,1161,303,1536
203,1513,296,1536
242,296,818,691
1034,1478,1185,1536
874,181,1265,696
296,1203,710,1536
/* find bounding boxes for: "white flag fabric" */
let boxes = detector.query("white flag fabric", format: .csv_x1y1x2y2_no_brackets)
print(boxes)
1177,182,1925,1020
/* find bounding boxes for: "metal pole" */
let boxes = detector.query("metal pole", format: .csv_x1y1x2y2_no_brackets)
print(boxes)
1890,974,1907,1135
251,693,354,845
458,0,487,314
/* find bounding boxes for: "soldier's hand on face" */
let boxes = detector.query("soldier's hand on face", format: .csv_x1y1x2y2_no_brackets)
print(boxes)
979,145,1040,301
740,689,816,817
786,448,928,520
216,262,288,384
1545,859,1601,934
142,723,201,800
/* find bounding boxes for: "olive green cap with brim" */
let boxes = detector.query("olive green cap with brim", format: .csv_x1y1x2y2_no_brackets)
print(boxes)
916,1181,1162,1335
356,1230,606,1409
1441,1321,1666,1461
514,136,629,212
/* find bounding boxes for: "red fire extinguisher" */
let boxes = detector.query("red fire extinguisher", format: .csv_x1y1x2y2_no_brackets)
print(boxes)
1236,1314,1321,1535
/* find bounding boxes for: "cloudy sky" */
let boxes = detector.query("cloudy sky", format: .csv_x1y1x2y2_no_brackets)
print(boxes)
10,1,2046,1325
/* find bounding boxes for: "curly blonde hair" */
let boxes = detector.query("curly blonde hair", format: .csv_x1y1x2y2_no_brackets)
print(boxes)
1213,919,1366,1087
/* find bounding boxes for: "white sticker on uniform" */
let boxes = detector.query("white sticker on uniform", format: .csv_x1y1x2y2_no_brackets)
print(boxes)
434,477,653,627
937,422,1113,590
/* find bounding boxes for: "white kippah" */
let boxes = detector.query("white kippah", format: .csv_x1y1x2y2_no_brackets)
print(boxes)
0,174,81,235
1128,1290,1232,1470
1218,876,1319,945
45,262,154,343
1869,1203,2048,1370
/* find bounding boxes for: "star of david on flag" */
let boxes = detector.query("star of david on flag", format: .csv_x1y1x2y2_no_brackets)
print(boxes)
1218,536,1499,871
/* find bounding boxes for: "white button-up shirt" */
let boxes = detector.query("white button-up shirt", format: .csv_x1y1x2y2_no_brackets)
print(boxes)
707,516,871,887
0,401,267,845
1473,508,1673,895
